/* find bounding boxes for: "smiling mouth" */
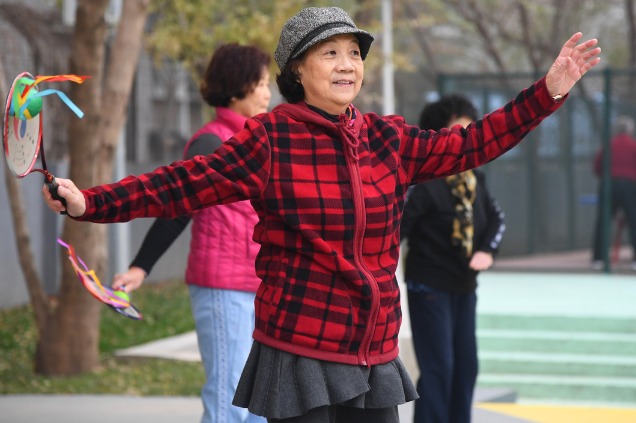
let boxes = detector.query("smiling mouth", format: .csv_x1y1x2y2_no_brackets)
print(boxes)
334,80,354,86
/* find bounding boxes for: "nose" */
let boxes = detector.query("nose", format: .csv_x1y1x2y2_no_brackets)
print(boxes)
336,55,355,71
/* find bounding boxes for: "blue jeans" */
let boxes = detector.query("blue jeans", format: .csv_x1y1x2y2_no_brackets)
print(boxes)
189,286,266,423
406,282,478,423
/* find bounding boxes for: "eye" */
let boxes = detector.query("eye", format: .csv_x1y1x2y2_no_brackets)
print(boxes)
351,49,361,57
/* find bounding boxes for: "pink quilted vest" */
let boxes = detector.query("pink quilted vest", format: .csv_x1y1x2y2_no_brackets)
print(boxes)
184,108,261,292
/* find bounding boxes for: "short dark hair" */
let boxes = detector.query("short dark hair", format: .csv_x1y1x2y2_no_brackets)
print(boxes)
200,43,271,107
419,94,478,131
276,58,305,104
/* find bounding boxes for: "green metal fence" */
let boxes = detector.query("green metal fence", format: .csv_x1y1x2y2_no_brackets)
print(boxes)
436,69,636,265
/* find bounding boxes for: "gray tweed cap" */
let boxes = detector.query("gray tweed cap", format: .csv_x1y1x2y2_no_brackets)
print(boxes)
274,7,374,71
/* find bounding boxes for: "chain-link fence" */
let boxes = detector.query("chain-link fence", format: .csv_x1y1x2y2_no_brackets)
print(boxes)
437,69,636,270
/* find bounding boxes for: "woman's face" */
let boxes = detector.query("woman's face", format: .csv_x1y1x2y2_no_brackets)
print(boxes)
297,34,364,115
447,116,473,129
232,66,272,118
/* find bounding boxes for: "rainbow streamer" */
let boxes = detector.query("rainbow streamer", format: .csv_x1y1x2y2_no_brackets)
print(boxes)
57,238,131,309
10,74,90,120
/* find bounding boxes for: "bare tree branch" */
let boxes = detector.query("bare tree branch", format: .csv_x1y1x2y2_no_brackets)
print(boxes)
516,2,541,71
398,0,439,78
97,0,152,182
451,0,509,73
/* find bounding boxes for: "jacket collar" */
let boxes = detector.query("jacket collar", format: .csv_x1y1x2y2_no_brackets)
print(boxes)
215,107,248,133
272,102,363,138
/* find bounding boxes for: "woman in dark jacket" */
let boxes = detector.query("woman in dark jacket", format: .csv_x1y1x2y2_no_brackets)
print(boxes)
401,95,505,423
42,7,600,423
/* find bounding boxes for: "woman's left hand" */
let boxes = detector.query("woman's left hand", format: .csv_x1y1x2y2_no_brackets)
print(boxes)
545,32,601,99
469,251,494,271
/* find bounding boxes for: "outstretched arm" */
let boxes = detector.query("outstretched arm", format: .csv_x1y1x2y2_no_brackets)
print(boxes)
40,120,272,223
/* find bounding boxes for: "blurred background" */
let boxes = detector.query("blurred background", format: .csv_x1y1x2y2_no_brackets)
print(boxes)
2,0,633,308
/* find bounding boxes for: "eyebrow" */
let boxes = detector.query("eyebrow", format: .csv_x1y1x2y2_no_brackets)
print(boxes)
321,34,359,45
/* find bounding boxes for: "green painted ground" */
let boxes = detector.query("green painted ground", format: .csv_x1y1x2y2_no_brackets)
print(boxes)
475,272,636,405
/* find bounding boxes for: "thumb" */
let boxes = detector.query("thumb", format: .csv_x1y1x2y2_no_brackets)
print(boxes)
111,273,127,291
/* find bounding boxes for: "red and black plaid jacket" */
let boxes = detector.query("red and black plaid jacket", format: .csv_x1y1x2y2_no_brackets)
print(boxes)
79,77,561,366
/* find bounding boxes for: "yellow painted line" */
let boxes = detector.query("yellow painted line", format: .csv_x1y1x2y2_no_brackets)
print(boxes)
477,403,636,423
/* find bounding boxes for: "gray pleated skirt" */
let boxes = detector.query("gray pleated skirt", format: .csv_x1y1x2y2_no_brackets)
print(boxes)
233,341,418,420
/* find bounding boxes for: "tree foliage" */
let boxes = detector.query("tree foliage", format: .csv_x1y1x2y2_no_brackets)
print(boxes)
144,0,635,116
150,0,624,109
145,0,377,81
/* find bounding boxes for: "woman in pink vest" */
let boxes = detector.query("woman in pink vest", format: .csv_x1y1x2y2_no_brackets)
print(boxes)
111,43,271,423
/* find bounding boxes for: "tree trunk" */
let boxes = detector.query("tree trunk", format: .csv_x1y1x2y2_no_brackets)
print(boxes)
96,0,152,182
34,0,109,375
34,0,150,376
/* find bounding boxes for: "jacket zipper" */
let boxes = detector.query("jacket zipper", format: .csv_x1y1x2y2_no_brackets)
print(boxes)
345,149,380,367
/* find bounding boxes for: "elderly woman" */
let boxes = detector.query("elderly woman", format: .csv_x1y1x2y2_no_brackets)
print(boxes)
43,6,600,423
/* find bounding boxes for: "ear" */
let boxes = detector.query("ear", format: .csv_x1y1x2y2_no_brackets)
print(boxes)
292,63,302,83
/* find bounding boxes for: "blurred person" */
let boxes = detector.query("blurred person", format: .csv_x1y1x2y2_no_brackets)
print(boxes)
42,7,601,423
591,115,636,270
111,43,271,423
400,94,505,423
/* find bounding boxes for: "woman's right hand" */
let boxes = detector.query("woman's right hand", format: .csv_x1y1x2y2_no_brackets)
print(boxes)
41,177,86,217
111,266,147,293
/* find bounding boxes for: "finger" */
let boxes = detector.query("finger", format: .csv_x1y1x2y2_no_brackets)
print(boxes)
42,185,65,212
574,38,598,52
52,179,76,197
55,177,73,188
51,186,74,212
580,57,602,76
111,274,126,289
560,32,583,54
566,32,583,45
55,184,79,207
579,46,601,61
124,281,141,292
574,46,601,65
572,41,600,61
575,47,601,69
56,182,74,197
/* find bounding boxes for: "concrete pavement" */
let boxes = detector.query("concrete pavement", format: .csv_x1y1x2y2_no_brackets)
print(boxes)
0,393,537,423
5,393,636,423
